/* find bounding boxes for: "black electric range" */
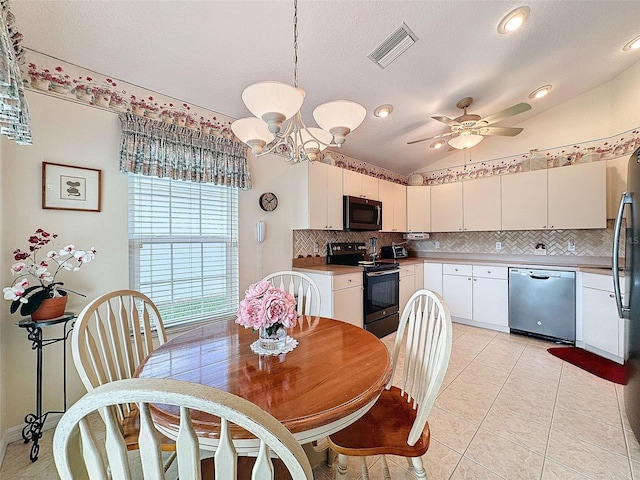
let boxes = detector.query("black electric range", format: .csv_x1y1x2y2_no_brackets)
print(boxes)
327,242,400,338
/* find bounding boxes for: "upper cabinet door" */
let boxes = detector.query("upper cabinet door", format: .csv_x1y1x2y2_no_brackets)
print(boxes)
362,174,379,200
406,186,430,232
342,169,379,200
392,182,407,232
431,182,463,232
463,176,501,231
547,162,606,229
342,168,361,198
326,164,344,230
502,169,547,230
307,161,329,229
378,179,394,232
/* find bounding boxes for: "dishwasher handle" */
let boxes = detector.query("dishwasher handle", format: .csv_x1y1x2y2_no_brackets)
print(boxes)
529,274,550,280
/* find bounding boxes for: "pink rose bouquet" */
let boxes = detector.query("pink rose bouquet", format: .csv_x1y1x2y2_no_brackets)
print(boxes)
236,280,297,335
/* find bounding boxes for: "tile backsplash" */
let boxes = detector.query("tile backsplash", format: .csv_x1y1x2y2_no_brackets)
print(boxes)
293,230,405,258
294,221,620,259
406,220,619,257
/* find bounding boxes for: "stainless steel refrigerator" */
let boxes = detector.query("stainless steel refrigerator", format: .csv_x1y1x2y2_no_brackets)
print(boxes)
613,146,640,442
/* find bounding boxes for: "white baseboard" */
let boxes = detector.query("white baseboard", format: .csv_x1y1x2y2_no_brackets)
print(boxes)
0,413,63,468
452,317,509,333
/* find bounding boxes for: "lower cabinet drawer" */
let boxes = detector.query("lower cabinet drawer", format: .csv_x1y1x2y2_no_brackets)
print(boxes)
442,263,472,276
472,265,508,280
333,272,363,290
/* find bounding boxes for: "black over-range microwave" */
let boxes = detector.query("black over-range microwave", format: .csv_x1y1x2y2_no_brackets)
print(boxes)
343,195,382,231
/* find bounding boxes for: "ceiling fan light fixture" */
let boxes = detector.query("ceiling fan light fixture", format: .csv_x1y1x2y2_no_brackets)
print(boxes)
529,84,552,99
430,140,445,149
497,6,530,34
623,34,640,51
373,104,394,118
448,133,484,150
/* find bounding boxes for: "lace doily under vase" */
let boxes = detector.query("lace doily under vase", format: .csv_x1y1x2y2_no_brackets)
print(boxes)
250,335,298,355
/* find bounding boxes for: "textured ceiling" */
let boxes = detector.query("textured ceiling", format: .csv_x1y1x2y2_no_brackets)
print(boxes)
11,0,640,174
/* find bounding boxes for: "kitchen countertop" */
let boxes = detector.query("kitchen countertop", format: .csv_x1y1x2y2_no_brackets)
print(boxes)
293,254,622,276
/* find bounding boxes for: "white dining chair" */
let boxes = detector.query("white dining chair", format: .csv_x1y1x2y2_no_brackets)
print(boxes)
53,378,314,479
327,289,453,480
71,290,173,456
262,271,321,316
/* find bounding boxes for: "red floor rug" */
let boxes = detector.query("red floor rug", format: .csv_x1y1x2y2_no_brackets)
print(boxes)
548,347,628,385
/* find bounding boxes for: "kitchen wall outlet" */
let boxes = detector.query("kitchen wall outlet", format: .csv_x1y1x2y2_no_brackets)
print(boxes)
535,242,547,255
495,241,502,251
567,240,576,252
313,241,319,253
434,241,440,249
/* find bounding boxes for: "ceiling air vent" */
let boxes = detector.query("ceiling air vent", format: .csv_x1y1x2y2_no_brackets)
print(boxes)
368,23,418,69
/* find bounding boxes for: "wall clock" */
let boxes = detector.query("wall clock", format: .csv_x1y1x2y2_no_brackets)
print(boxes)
259,192,278,211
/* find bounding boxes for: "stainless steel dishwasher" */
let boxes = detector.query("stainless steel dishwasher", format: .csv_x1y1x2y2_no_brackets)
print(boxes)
508,268,576,343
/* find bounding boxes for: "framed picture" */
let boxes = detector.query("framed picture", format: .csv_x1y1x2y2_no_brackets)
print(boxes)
42,162,102,212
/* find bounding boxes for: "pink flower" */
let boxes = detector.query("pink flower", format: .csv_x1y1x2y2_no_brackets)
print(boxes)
244,280,271,300
236,281,298,330
262,289,297,328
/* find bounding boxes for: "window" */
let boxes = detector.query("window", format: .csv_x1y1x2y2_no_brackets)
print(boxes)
128,174,238,329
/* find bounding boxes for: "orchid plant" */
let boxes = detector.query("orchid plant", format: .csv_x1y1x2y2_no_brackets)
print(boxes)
236,281,297,336
3,229,97,316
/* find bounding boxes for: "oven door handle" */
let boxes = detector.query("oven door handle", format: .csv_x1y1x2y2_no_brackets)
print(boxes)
366,269,400,277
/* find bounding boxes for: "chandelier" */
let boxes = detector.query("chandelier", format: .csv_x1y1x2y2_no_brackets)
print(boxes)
231,0,366,163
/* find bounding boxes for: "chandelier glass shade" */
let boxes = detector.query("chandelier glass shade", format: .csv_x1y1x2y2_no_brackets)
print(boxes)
448,131,484,150
231,0,366,163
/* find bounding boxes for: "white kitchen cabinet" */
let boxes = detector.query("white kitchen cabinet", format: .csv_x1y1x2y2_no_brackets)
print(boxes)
501,169,548,230
607,156,629,219
440,263,508,331
547,161,606,229
291,161,343,230
406,186,430,232
471,266,508,327
431,182,464,232
378,179,407,232
301,271,363,328
442,264,473,320
343,169,379,200
463,176,501,231
582,272,625,363
423,262,443,296
393,182,407,232
399,264,416,316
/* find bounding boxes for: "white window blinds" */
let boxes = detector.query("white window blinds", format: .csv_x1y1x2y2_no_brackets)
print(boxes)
128,174,238,328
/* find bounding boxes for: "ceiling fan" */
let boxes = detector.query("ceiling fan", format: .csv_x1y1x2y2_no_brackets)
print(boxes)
408,97,531,149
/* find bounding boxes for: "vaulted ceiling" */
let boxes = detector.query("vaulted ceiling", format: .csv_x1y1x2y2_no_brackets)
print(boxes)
12,0,640,174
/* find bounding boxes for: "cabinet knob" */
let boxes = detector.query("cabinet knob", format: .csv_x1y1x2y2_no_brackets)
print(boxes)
348,279,352,283
549,225,554,229
473,278,477,281
610,293,615,298
454,268,458,271
328,225,332,228
487,270,491,274
542,226,546,228
468,277,472,281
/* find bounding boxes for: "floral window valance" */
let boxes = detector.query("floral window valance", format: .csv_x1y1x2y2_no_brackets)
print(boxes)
119,113,251,189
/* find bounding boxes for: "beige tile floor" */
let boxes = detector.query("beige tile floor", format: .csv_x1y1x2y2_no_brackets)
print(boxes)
2,322,640,479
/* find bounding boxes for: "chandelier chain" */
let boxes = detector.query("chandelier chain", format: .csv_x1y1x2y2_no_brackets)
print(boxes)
293,0,299,88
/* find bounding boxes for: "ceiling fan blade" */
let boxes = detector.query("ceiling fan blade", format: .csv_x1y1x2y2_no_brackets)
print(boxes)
479,126,524,137
431,116,460,127
477,103,531,126
407,131,453,145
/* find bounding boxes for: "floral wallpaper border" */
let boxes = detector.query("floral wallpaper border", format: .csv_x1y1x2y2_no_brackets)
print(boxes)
22,49,236,138
317,150,409,185
417,128,640,186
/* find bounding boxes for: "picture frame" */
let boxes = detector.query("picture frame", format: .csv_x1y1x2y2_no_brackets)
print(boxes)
42,162,102,212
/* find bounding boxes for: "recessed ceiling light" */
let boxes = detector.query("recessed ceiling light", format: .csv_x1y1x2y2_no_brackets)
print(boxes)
497,6,530,34
430,140,445,149
529,84,552,99
623,34,640,51
373,104,394,118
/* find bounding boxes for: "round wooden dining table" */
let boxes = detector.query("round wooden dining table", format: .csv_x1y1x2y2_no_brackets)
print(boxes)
135,315,392,451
